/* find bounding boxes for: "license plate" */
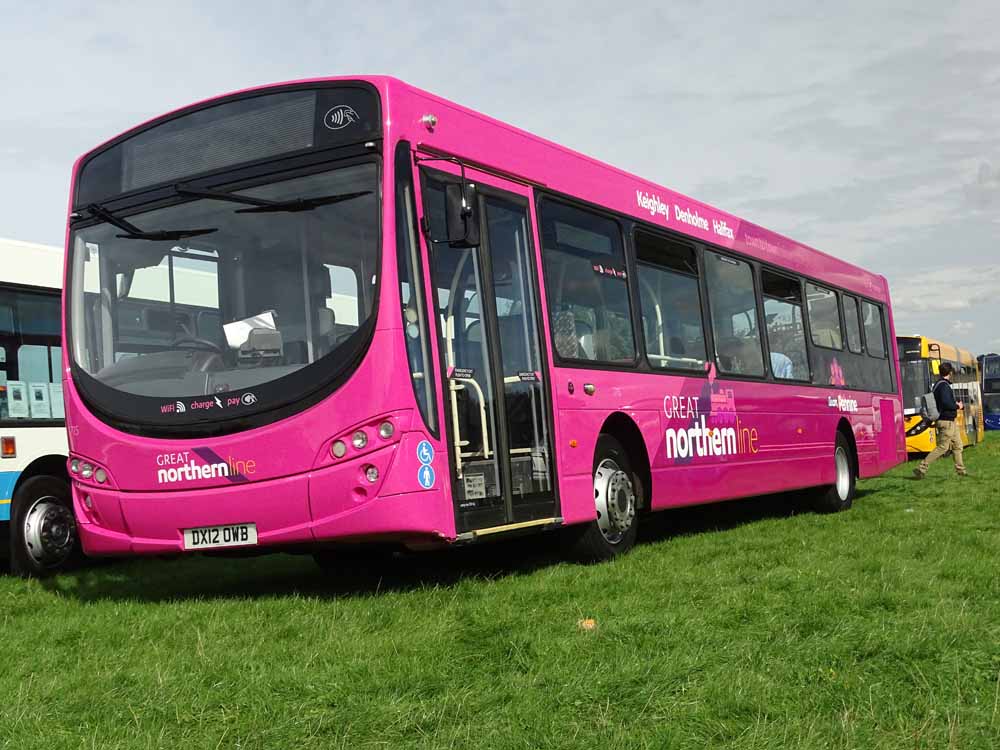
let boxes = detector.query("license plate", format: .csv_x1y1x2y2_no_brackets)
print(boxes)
183,523,257,550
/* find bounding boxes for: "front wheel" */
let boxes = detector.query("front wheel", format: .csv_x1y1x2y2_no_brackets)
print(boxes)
10,475,81,577
570,434,640,562
812,432,856,513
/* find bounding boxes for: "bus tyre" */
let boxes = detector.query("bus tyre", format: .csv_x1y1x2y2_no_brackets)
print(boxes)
10,475,81,578
571,434,639,562
812,433,856,514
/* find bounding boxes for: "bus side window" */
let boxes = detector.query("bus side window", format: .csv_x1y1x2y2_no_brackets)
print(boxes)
862,301,886,358
704,251,765,377
634,232,706,371
761,270,808,381
806,283,843,350
538,199,635,364
843,295,863,353
0,288,63,420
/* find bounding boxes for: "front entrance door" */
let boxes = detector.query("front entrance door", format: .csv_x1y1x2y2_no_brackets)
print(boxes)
420,171,556,534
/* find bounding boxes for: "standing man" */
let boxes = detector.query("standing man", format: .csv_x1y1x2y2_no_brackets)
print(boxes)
914,362,967,478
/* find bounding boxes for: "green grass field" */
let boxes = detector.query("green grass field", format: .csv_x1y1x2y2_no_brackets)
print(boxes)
3,438,999,749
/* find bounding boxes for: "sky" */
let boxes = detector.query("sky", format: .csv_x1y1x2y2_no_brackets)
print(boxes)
2,1,998,352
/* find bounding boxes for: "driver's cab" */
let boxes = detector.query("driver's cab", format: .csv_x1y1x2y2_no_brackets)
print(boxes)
92,227,366,378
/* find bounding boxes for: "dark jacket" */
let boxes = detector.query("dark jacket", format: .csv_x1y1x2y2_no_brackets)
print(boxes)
933,378,958,421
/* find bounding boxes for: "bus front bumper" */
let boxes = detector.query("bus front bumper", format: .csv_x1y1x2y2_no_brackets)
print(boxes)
71,445,454,557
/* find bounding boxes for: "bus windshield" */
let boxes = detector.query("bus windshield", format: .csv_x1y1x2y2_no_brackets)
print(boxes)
900,359,929,412
68,161,379,424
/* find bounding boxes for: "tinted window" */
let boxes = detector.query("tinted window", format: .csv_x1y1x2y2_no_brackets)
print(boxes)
806,283,843,349
539,200,635,363
844,295,863,353
862,301,886,358
704,251,764,377
761,270,808,380
634,233,706,371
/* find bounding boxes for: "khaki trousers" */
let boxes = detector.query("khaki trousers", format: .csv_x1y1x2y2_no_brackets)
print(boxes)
919,420,966,474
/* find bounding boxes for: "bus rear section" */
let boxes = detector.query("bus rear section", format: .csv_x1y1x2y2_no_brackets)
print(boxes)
65,77,905,566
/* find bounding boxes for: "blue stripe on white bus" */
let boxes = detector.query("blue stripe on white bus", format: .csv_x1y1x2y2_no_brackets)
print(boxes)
0,471,21,522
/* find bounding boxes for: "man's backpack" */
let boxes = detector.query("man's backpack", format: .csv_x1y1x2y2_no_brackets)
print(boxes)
919,380,945,422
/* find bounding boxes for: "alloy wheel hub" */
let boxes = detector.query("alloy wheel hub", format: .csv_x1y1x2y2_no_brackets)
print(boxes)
594,459,636,543
23,497,76,567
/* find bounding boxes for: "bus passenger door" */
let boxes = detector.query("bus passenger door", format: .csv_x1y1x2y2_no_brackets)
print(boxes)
419,170,556,535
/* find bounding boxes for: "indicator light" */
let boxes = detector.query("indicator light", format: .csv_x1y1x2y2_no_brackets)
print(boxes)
331,440,347,458
84,495,93,509
1,436,15,458
352,431,368,449
378,421,394,439
94,468,107,484
365,465,379,483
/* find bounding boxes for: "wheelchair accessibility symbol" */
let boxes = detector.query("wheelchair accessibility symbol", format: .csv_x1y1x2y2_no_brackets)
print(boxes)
417,440,434,465
418,464,436,489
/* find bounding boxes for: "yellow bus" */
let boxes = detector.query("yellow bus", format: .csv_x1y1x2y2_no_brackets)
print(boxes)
896,336,984,454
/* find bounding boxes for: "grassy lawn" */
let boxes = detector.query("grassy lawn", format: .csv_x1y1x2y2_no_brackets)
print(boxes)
3,438,999,749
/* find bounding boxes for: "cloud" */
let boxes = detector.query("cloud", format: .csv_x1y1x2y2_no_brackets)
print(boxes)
951,320,975,334
890,265,1000,316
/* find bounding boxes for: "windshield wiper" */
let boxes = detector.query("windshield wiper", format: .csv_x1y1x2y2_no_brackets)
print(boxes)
85,203,217,241
174,184,372,214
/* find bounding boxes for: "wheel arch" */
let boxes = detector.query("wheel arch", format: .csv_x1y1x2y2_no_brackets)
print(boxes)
599,412,651,509
12,454,69,498
836,418,858,477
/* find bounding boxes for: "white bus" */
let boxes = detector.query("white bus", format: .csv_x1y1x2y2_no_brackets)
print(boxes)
0,238,78,576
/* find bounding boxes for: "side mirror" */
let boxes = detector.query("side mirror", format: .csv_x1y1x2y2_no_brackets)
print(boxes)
445,182,480,247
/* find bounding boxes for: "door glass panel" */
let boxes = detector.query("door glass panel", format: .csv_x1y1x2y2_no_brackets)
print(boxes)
424,180,504,516
484,196,552,505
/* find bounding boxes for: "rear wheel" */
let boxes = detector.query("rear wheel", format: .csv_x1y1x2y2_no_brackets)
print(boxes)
570,434,639,562
10,475,81,578
812,432,856,513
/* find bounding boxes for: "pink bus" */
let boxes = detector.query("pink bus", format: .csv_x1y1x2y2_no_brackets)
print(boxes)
63,77,906,565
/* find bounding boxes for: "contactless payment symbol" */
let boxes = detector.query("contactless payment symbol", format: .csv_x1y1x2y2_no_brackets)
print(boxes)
417,440,434,465
418,464,436,489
